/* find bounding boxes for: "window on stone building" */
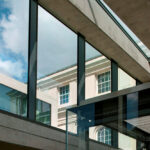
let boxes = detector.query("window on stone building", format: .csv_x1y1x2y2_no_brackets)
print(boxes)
98,71,111,93
60,85,69,104
36,100,51,125
97,127,111,145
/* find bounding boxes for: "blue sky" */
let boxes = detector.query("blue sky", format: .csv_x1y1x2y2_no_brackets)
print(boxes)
0,0,29,82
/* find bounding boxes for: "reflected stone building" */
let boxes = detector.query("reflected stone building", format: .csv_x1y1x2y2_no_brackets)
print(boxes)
37,55,136,149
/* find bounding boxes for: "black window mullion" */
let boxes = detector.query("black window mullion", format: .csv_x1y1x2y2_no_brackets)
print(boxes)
111,60,119,148
27,0,38,121
77,34,85,106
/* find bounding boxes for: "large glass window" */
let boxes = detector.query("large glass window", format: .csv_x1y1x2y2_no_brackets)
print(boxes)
37,6,77,128
98,71,111,94
60,85,69,105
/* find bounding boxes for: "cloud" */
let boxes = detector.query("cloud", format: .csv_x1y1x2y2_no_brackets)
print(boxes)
0,59,25,79
0,0,29,59
0,0,28,81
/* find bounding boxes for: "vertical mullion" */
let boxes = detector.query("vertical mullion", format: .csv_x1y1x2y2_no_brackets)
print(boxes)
27,0,38,120
77,33,85,105
111,60,118,148
111,60,118,92
77,34,89,150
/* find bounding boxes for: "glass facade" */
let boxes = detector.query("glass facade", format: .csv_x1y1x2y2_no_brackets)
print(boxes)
0,0,51,126
67,87,150,150
0,1,149,150
37,6,77,128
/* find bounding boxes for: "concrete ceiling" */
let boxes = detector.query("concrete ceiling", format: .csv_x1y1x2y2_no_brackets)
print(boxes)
104,0,150,50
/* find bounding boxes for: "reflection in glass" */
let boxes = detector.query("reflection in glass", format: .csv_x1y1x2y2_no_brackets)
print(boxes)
0,0,29,120
36,99,51,125
0,84,51,125
0,0,29,83
37,6,77,128
97,127,111,145
98,71,111,94
85,42,111,99
67,88,150,150
0,84,27,116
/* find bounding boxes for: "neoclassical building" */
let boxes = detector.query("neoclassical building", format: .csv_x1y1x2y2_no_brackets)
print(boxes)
37,55,136,149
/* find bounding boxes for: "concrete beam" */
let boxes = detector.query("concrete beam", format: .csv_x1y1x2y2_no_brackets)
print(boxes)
38,0,150,82
0,112,119,150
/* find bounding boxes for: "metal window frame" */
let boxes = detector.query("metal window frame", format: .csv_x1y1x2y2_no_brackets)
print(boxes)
27,0,38,121
77,33,85,106
111,60,119,148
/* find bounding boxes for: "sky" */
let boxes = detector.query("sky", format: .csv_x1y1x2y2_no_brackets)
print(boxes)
37,6,101,79
0,0,101,82
0,0,29,82
0,0,149,83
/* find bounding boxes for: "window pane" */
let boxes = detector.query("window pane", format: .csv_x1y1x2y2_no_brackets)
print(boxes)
36,100,51,125
0,0,29,116
37,6,77,128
